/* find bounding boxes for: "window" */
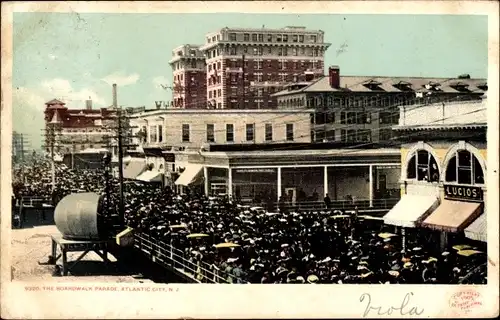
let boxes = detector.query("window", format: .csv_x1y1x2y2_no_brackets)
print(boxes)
445,150,484,185
229,33,237,41
326,129,335,141
252,34,257,41
286,123,294,141
182,124,190,142
315,129,325,142
292,35,298,42
292,48,298,56
347,129,356,142
341,129,347,142
244,33,250,41
256,60,262,70
267,34,272,42
379,128,393,142
406,150,440,182
226,124,234,142
299,35,304,42
206,124,215,142
357,129,372,143
277,34,282,42
311,35,317,42
246,123,255,141
158,125,163,142
190,60,196,68
230,47,236,55
265,124,273,141
258,34,263,42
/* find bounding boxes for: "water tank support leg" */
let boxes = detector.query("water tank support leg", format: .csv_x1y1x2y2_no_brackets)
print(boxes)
62,249,68,276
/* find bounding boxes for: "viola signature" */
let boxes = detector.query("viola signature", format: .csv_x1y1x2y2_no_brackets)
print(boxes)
359,292,425,317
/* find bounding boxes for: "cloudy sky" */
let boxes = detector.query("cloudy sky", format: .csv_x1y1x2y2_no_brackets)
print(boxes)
12,13,487,149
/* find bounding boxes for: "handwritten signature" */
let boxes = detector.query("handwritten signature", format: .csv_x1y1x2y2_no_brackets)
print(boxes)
360,292,425,317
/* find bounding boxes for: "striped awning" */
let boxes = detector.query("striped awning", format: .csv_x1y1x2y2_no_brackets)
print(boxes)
136,170,163,182
383,195,439,228
464,213,487,242
175,164,203,186
123,158,147,180
422,200,482,233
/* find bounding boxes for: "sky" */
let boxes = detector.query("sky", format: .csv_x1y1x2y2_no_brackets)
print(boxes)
12,13,488,149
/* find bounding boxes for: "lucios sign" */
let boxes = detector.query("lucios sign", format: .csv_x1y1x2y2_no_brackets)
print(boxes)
444,184,483,202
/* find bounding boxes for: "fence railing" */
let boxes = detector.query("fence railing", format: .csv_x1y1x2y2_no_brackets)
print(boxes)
245,198,400,212
134,233,249,284
19,196,52,208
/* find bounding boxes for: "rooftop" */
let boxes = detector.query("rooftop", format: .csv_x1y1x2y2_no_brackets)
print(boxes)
273,74,487,97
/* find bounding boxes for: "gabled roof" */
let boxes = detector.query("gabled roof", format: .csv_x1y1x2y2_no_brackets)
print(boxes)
45,99,65,105
273,75,487,97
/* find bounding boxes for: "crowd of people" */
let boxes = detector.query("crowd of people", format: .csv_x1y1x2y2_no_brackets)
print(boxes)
12,158,487,285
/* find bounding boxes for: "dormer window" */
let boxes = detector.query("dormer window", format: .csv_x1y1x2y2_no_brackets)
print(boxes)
363,80,382,91
477,82,488,91
393,81,413,91
424,82,442,91
450,82,470,92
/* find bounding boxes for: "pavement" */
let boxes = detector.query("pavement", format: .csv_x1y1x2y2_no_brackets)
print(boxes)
10,224,153,283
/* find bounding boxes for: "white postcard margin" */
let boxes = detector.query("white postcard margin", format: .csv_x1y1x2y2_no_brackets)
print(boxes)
1,1,499,319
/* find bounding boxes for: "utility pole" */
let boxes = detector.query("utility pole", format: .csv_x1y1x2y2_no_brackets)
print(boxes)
117,106,125,227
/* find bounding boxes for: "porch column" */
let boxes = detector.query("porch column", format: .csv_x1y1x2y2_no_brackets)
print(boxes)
203,166,209,196
323,166,328,197
369,165,374,207
277,167,282,202
227,168,233,197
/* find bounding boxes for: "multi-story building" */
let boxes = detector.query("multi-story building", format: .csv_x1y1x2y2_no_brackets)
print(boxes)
383,98,488,250
43,99,117,155
129,108,313,150
274,66,487,146
169,44,207,109
198,26,331,109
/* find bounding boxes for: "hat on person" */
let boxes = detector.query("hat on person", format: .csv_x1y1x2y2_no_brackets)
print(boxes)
388,270,400,277
403,262,413,269
442,251,450,256
296,276,305,284
307,275,319,284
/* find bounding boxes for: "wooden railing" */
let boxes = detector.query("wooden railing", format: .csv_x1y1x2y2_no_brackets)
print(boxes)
134,233,249,284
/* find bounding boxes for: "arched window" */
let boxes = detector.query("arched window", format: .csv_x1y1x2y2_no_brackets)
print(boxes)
406,150,440,182
445,150,484,185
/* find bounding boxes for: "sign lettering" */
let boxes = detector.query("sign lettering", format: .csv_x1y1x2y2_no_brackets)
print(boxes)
444,184,483,202
235,168,276,173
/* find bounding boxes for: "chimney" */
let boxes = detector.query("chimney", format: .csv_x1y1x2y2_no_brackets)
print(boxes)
86,97,92,110
112,84,117,108
329,66,340,89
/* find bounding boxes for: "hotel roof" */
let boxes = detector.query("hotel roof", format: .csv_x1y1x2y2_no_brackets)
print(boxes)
273,75,487,97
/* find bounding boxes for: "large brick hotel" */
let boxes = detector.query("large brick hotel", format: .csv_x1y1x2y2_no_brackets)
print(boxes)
169,26,330,109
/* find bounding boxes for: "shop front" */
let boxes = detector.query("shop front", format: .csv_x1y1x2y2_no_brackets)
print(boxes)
178,148,401,213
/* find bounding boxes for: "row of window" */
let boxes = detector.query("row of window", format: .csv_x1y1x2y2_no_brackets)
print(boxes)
206,45,323,58
182,123,295,143
141,125,164,144
308,111,398,125
227,32,318,44
226,59,320,70
406,149,485,185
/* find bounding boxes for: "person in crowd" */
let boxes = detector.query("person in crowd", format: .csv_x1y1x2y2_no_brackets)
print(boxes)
324,193,332,209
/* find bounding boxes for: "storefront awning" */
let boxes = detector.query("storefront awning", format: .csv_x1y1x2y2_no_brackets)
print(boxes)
136,170,163,182
175,164,203,186
383,195,439,228
422,200,482,233
464,213,487,242
123,158,147,180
